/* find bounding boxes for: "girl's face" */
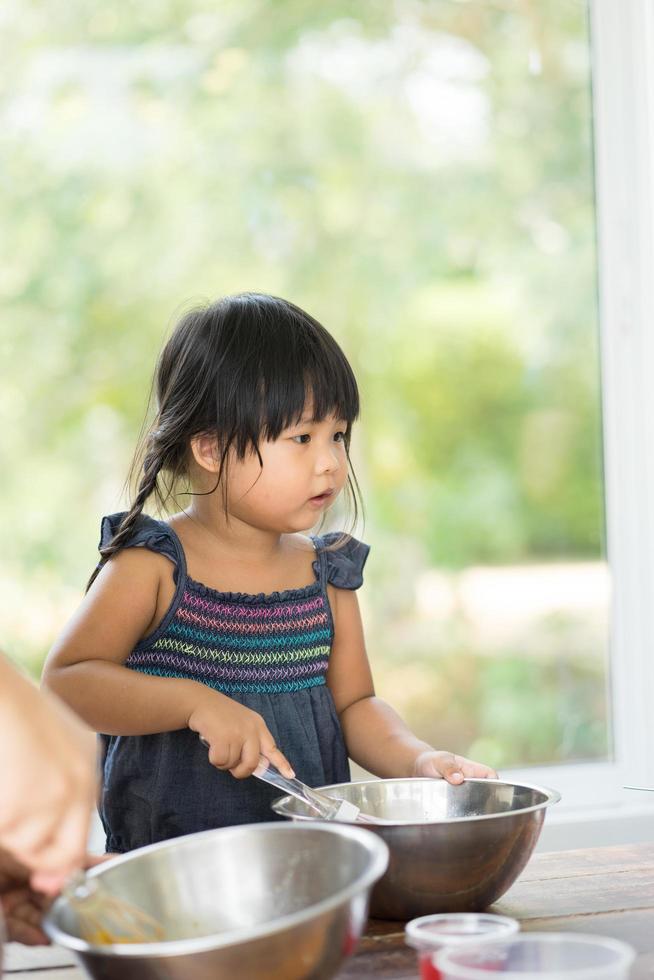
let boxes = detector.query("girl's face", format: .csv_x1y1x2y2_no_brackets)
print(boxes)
224,409,350,533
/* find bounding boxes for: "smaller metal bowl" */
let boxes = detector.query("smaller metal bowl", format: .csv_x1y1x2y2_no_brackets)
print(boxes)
44,822,389,980
273,778,560,920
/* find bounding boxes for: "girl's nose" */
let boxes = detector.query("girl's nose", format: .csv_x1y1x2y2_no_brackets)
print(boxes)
316,446,341,474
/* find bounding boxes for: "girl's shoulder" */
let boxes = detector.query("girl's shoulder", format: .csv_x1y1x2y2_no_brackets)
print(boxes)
100,512,184,571
100,516,370,593
311,532,370,591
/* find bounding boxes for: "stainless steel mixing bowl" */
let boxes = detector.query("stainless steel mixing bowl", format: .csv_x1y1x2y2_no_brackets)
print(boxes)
44,822,389,980
273,778,560,920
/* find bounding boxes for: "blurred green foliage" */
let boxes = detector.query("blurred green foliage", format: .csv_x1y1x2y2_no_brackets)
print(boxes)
0,1,607,765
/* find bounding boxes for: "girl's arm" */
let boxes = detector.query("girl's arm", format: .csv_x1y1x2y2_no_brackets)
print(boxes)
42,548,293,778
43,547,202,733
326,587,497,783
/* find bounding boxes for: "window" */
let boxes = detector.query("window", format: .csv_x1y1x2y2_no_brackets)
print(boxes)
3,0,653,845
337,2,608,775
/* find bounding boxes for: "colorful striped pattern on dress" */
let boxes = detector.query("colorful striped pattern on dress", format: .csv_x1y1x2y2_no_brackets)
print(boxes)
125,579,331,694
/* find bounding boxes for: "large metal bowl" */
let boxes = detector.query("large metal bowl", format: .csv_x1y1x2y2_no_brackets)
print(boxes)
273,778,560,920
44,822,389,980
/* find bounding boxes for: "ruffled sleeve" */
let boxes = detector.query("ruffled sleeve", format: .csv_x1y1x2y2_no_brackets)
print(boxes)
312,532,370,590
99,512,182,570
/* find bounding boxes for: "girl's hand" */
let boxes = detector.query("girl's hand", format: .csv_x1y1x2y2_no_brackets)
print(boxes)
188,689,295,779
413,750,498,785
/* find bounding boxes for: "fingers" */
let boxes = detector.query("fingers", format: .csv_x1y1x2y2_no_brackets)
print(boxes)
414,750,464,784
6,918,50,946
206,737,265,777
30,853,111,894
435,753,465,785
196,708,295,780
29,869,68,896
1,885,51,945
0,846,31,883
2,892,51,945
459,757,499,780
212,735,294,780
415,750,499,783
259,734,295,779
5,801,90,894
207,740,241,771
0,818,56,873
43,802,90,873
229,737,261,779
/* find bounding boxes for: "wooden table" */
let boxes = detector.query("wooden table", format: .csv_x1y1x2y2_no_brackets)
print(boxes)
5,843,654,978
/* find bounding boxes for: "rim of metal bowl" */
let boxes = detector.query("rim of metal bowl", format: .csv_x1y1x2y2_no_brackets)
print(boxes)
271,777,561,825
43,822,389,958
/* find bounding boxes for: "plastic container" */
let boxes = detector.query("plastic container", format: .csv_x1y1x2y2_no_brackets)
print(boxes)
405,913,519,980
436,933,636,980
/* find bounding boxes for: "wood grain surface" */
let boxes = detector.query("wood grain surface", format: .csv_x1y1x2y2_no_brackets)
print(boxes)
5,843,654,978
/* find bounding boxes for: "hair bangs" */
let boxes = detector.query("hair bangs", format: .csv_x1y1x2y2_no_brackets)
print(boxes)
228,294,359,449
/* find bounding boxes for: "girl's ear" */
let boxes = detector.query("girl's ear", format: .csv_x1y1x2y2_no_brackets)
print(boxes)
190,433,221,473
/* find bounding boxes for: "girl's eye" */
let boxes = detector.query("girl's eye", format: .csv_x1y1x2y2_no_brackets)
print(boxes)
292,434,311,444
333,431,346,443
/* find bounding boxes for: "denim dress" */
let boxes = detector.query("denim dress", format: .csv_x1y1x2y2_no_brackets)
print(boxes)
97,513,369,853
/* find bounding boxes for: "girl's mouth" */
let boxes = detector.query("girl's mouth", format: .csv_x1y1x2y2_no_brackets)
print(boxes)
308,489,334,507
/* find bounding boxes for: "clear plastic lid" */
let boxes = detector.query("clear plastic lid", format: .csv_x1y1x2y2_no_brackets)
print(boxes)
405,913,519,951
436,933,636,979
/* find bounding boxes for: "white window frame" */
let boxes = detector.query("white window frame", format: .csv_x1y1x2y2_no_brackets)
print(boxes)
503,0,654,850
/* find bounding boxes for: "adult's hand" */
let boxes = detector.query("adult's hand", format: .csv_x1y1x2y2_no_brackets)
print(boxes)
0,655,98,893
0,850,111,945
0,848,51,945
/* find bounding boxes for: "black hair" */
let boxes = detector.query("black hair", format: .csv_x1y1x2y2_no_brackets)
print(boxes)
88,292,362,588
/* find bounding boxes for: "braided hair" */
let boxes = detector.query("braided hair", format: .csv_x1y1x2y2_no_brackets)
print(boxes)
88,293,362,589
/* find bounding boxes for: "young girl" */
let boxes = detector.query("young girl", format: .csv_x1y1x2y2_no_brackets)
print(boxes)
43,293,496,853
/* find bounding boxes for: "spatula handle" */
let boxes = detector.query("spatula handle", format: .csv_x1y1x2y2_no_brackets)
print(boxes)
254,756,361,821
